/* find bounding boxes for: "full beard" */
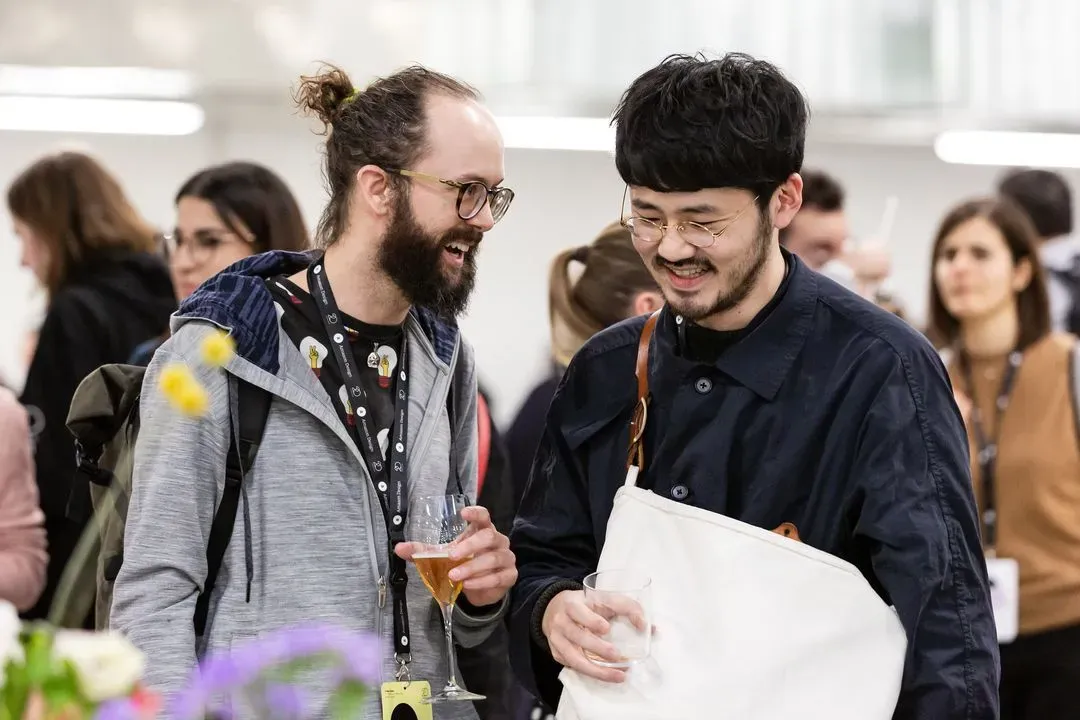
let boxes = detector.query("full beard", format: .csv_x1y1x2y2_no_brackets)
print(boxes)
376,194,480,320
657,214,773,322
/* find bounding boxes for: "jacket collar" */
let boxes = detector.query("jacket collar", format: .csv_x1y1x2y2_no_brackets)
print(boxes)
653,252,818,401
175,250,460,375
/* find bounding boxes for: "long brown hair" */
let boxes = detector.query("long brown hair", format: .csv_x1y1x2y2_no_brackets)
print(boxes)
926,196,1051,350
7,151,157,296
549,221,658,366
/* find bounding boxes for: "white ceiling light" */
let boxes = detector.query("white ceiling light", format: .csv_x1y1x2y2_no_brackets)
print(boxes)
0,65,195,100
0,97,205,136
934,130,1080,168
496,116,614,153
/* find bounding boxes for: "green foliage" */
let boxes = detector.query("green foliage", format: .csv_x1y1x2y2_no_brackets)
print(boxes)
328,679,367,720
2,628,92,720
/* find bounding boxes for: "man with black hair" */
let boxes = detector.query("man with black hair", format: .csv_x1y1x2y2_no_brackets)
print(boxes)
510,53,997,718
998,168,1080,334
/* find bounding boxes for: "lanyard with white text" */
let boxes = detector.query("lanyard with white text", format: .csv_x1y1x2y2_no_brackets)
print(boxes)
307,257,414,667
959,349,1022,554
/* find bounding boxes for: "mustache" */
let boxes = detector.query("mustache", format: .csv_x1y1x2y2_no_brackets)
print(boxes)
442,229,483,248
655,257,713,273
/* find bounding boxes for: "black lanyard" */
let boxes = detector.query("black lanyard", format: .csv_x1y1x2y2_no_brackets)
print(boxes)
959,350,1022,553
307,257,414,666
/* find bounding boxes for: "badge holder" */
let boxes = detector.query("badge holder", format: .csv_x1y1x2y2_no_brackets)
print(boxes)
381,659,433,720
985,552,1019,645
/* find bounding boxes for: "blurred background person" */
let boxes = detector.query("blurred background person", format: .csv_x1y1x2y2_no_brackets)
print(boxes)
997,168,1080,336
779,169,849,272
928,196,1080,720
781,168,900,313
129,160,310,365
504,221,660,508
7,150,176,622
0,383,46,612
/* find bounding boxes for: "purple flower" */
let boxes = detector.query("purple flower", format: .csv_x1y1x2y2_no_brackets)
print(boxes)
264,683,309,718
93,698,138,720
168,625,383,719
333,634,382,685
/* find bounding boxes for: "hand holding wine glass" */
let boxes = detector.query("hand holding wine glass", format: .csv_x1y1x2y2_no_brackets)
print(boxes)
394,501,517,608
393,494,516,704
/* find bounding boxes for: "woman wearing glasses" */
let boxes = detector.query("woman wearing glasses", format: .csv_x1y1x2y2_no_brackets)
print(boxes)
129,161,310,365
7,150,176,623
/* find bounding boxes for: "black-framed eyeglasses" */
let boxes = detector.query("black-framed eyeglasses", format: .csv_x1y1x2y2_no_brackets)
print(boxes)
387,168,514,224
620,185,759,249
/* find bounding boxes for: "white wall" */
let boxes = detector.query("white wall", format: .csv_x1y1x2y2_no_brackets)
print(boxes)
4,122,1079,425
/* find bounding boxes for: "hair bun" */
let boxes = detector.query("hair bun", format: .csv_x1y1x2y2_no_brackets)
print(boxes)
570,245,590,263
294,64,356,132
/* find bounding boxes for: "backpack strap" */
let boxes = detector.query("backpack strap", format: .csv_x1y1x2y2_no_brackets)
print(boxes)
476,392,492,497
193,377,272,637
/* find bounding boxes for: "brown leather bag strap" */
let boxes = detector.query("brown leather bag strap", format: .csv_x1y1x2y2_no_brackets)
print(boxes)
627,310,662,471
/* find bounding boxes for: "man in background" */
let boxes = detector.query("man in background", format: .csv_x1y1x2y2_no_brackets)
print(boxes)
781,168,903,317
779,169,849,272
998,168,1080,334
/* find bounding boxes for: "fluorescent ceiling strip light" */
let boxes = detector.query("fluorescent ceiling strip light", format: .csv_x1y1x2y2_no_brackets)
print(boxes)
934,130,1080,168
0,96,205,136
0,65,195,99
496,116,614,152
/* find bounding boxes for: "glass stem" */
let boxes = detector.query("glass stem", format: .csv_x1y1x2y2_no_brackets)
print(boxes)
442,602,461,689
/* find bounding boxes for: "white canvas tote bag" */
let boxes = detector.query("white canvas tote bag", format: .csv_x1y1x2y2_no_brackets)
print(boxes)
555,312,908,720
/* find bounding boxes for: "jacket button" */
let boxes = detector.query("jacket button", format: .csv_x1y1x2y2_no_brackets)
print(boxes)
695,377,713,394
671,484,689,501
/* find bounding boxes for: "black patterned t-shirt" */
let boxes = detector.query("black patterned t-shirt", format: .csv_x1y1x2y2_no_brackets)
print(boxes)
266,276,402,457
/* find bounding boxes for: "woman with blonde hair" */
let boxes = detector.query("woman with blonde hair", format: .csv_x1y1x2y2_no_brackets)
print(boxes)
506,220,661,506
8,151,175,622
928,196,1080,719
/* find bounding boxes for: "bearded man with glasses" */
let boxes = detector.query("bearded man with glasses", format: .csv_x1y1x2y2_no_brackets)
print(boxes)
111,62,518,720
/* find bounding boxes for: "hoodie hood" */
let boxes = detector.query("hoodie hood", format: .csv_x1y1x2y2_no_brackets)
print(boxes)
65,249,176,328
176,250,461,375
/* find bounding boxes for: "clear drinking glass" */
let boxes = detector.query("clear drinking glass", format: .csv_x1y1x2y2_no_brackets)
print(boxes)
406,493,486,703
583,569,653,668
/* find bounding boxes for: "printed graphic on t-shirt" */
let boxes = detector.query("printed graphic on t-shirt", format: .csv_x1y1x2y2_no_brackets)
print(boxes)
266,276,403,453
299,337,329,378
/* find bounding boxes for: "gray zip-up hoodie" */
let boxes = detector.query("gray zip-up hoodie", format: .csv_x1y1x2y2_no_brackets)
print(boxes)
110,251,502,719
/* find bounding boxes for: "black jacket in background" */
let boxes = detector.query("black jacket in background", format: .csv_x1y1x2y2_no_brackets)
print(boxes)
509,254,999,718
505,373,561,510
20,249,175,622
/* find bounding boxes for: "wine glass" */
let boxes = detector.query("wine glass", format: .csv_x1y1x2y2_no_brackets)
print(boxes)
406,493,486,704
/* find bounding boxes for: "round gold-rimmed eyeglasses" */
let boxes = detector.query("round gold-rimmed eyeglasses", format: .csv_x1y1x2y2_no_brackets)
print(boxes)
620,186,759,249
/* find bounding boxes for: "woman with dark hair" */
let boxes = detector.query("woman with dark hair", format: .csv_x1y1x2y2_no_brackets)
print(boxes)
129,161,310,365
7,150,176,621
928,196,1080,719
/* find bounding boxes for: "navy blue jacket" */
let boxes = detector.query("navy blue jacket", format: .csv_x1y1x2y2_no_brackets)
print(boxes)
509,255,999,719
